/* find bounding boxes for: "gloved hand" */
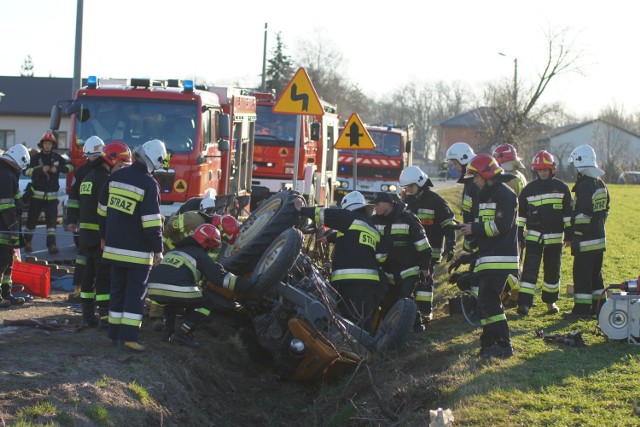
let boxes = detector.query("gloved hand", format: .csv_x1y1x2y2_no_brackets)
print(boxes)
443,241,455,263
448,253,476,274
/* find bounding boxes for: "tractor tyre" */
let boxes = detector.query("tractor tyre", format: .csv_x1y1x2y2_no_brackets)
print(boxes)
374,298,417,353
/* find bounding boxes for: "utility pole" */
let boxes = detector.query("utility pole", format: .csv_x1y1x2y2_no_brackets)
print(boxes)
261,23,268,91
498,52,518,108
72,0,83,98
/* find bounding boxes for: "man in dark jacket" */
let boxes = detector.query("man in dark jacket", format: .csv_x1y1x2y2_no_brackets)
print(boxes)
23,131,73,254
0,145,31,307
460,154,519,359
371,192,433,331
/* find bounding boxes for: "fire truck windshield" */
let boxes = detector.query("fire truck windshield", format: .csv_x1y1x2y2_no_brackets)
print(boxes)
72,97,198,154
356,131,402,156
255,105,297,147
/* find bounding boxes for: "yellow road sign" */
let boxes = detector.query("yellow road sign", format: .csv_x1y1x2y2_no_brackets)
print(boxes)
273,68,324,115
334,113,376,150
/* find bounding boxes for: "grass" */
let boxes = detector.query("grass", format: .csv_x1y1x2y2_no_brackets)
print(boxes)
86,403,112,426
422,183,640,426
128,380,154,407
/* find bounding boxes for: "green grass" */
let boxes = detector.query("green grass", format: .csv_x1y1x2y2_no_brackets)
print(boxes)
128,380,154,407
86,403,112,426
424,183,640,426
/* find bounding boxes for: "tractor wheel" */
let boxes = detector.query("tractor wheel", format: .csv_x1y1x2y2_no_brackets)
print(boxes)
217,190,301,275
249,228,303,297
374,298,417,353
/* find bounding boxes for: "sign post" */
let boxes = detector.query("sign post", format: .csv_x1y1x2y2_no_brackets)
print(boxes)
273,67,324,190
334,113,376,194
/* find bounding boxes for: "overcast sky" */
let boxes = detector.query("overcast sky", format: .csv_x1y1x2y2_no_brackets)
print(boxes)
2,0,639,118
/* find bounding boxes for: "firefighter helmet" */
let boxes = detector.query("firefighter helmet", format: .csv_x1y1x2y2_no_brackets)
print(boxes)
1,144,31,170
83,136,105,157
219,215,241,244
38,131,58,149
568,144,598,169
492,144,520,164
444,142,475,165
531,150,556,173
399,166,433,188
340,191,367,211
192,223,222,250
210,214,222,228
138,139,167,173
101,141,132,167
199,197,216,215
465,154,504,179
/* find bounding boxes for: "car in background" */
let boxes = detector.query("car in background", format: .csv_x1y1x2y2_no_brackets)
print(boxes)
617,171,640,184
18,173,68,222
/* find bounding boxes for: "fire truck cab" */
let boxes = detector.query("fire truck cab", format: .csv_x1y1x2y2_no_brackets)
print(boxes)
335,124,414,201
250,91,339,207
50,77,256,217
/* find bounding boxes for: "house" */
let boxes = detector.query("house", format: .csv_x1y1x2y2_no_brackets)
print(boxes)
0,76,74,151
436,107,497,162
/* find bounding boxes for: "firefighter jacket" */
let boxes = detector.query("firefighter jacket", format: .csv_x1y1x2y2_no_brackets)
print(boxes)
470,180,519,275
404,188,456,263
147,240,248,303
178,197,204,214
570,174,609,254
78,165,110,249
457,173,479,253
506,169,527,197
98,161,163,268
372,202,432,278
66,160,94,225
0,160,21,247
163,211,210,250
24,150,73,200
300,206,381,283
517,177,572,246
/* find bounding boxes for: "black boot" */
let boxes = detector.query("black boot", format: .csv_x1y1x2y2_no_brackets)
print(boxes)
97,307,109,329
81,301,98,327
172,322,201,348
1,284,25,306
161,310,176,342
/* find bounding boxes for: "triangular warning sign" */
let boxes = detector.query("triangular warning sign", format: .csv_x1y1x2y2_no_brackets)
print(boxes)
273,68,324,115
334,113,376,150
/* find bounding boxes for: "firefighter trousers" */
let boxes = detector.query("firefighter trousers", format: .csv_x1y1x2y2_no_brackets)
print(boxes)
572,251,605,316
108,265,151,343
477,272,511,349
379,273,420,318
517,242,562,307
25,198,59,247
81,245,111,311
336,279,385,333
0,244,14,295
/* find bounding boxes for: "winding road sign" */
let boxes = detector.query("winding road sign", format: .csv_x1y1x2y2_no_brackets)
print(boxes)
273,68,324,115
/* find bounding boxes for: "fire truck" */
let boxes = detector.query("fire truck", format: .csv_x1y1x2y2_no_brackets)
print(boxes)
50,77,257,217
335,124,414,201
249,91,339,207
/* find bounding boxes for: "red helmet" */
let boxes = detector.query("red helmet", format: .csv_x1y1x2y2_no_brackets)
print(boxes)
192,223,221,250
101,141,132,167
219,215,241,244
210,214,222,228
531,150,556,173
492,144,519,165
38,131,58,149
465,154,503,180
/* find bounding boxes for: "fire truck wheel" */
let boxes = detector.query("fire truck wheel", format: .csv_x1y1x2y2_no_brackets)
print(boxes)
249,228,303,296
374,298,417,353
218,190,300,275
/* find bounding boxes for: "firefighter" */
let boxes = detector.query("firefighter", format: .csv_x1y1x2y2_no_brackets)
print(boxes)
565,144,610,320
0,145,31,308
492,143,528,196
516,150,572,316
66,136,105,302
23,131,74,254
371,192,433,332
294,191,383,331
98,139,167,351
176,196,216,215
444,142,478,254
162,198,221,250
79,141,132,327
148,223,259,348
460,154,519,358
399,166,456,326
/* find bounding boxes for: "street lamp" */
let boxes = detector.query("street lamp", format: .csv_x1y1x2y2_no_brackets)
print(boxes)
498,52,518,107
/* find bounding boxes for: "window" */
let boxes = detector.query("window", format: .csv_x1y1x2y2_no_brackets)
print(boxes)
56,131,68,149
0,130,16,150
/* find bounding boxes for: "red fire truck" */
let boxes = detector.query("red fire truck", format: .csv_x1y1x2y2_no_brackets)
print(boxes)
249,91,339,207
50,77,257,217
335,124,414,201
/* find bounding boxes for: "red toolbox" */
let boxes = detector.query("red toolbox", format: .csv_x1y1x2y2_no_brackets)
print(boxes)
11,260,51,298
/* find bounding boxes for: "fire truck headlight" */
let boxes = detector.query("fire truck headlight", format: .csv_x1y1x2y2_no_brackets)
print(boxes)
341,181,349,188
266,162,274,168
388,184,397,192
381,184,389,191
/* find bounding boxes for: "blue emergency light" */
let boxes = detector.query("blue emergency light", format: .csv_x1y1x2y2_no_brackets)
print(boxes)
183,80,194,93
87,75,98,89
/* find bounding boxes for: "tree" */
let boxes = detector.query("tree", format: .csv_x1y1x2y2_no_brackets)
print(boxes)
20,55,34,77
265,32,294,95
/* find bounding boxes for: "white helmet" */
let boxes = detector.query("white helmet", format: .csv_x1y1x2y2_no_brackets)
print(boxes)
341,191,367,211
2,144,31,169
444,142,475,165
399,165,433,188
138,139,167,173
569,144,603,177
199,197,216,214
83,136,105,157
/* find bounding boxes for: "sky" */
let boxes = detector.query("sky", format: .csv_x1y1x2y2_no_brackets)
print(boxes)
2,0,640,118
